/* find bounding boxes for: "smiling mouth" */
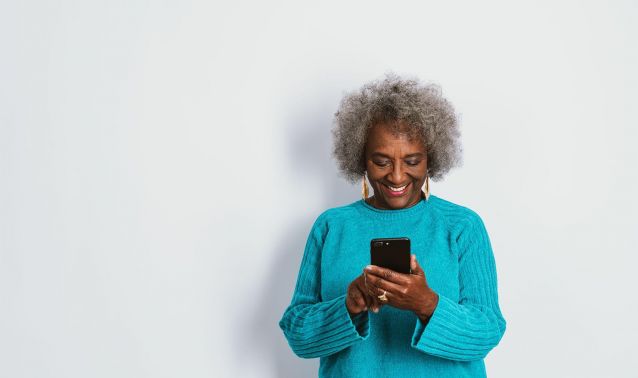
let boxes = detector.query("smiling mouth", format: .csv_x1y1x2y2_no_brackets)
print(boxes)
387,184,408,191
382,182,410,196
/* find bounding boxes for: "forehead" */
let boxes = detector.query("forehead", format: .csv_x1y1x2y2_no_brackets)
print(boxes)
365,122,426,154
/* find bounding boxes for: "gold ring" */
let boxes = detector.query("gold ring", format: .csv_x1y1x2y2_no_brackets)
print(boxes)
378,290,388,302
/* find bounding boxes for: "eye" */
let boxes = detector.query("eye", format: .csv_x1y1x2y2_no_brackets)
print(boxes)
405,160,420,166
373,160,390,167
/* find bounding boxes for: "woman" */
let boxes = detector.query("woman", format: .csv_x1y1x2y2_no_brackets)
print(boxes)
279,74,506,377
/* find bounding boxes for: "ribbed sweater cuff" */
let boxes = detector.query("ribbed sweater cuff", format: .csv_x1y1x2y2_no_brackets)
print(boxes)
280,294,370,358
410,294,502,361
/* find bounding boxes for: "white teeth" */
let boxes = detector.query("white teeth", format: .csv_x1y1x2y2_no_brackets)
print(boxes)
388,184,407,192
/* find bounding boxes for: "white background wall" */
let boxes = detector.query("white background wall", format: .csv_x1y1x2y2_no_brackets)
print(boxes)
1,1,637,377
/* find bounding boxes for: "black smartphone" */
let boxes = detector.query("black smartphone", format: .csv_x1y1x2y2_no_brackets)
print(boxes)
370,237,411,274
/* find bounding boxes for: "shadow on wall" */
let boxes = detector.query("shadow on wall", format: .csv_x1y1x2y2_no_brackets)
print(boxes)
247,91,357,377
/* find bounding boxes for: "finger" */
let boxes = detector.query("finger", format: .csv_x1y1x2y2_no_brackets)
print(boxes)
355,278,373,309
363,271,373,291
360,275,381,309
365,272,404,296
362,274,383,312
348,286,367,311
364,273,379,298
370,295,385,313
411,254,425,276
363,271,381,298
363,272,376,297
365,265,410,285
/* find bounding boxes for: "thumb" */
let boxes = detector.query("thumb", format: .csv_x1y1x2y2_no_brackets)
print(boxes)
411,254,425,276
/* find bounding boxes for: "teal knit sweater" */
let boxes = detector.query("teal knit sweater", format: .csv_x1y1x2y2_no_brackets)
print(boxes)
278,195,506,377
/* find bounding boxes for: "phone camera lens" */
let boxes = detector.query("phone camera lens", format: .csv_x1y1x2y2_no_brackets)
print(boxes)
374,242,383,247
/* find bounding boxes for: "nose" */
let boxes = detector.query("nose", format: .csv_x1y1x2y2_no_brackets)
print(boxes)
388,161,406,184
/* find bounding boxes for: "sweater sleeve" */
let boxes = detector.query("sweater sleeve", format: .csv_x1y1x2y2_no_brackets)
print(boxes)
278,214,370,359
411,210,506,361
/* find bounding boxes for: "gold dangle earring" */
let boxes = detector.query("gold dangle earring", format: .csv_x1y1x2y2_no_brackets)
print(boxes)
422,174,430,201
362,174,369,200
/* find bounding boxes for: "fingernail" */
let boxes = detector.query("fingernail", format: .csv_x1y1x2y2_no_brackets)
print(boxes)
373,307,379,313
365,265,372,271
363,307,368,311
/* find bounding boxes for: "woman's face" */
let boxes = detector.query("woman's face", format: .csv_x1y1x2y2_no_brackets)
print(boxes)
364,122,428,210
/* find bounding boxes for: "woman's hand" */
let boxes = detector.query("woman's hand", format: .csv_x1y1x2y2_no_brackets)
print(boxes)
346,274,385,316
364,254,439,322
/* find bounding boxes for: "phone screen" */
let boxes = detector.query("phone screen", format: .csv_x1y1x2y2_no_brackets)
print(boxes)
370,237,411,274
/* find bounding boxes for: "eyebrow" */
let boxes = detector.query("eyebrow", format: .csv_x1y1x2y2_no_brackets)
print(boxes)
371,152,425,159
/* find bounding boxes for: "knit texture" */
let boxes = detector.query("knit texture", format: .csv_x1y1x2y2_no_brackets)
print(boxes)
279,194,506,377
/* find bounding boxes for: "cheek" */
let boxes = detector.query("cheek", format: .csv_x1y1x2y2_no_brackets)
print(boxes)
365,165,385,181
366,176,385,192
368,177,383,188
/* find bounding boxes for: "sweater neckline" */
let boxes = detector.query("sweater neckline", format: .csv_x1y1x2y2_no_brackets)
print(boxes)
356,194,433,220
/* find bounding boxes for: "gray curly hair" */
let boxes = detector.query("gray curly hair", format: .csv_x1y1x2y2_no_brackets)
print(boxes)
331,73,463,183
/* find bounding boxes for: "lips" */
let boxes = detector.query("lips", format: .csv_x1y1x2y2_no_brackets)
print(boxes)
381,182,410,197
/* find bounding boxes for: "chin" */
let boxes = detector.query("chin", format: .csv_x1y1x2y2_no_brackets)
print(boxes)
384,192,419,209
